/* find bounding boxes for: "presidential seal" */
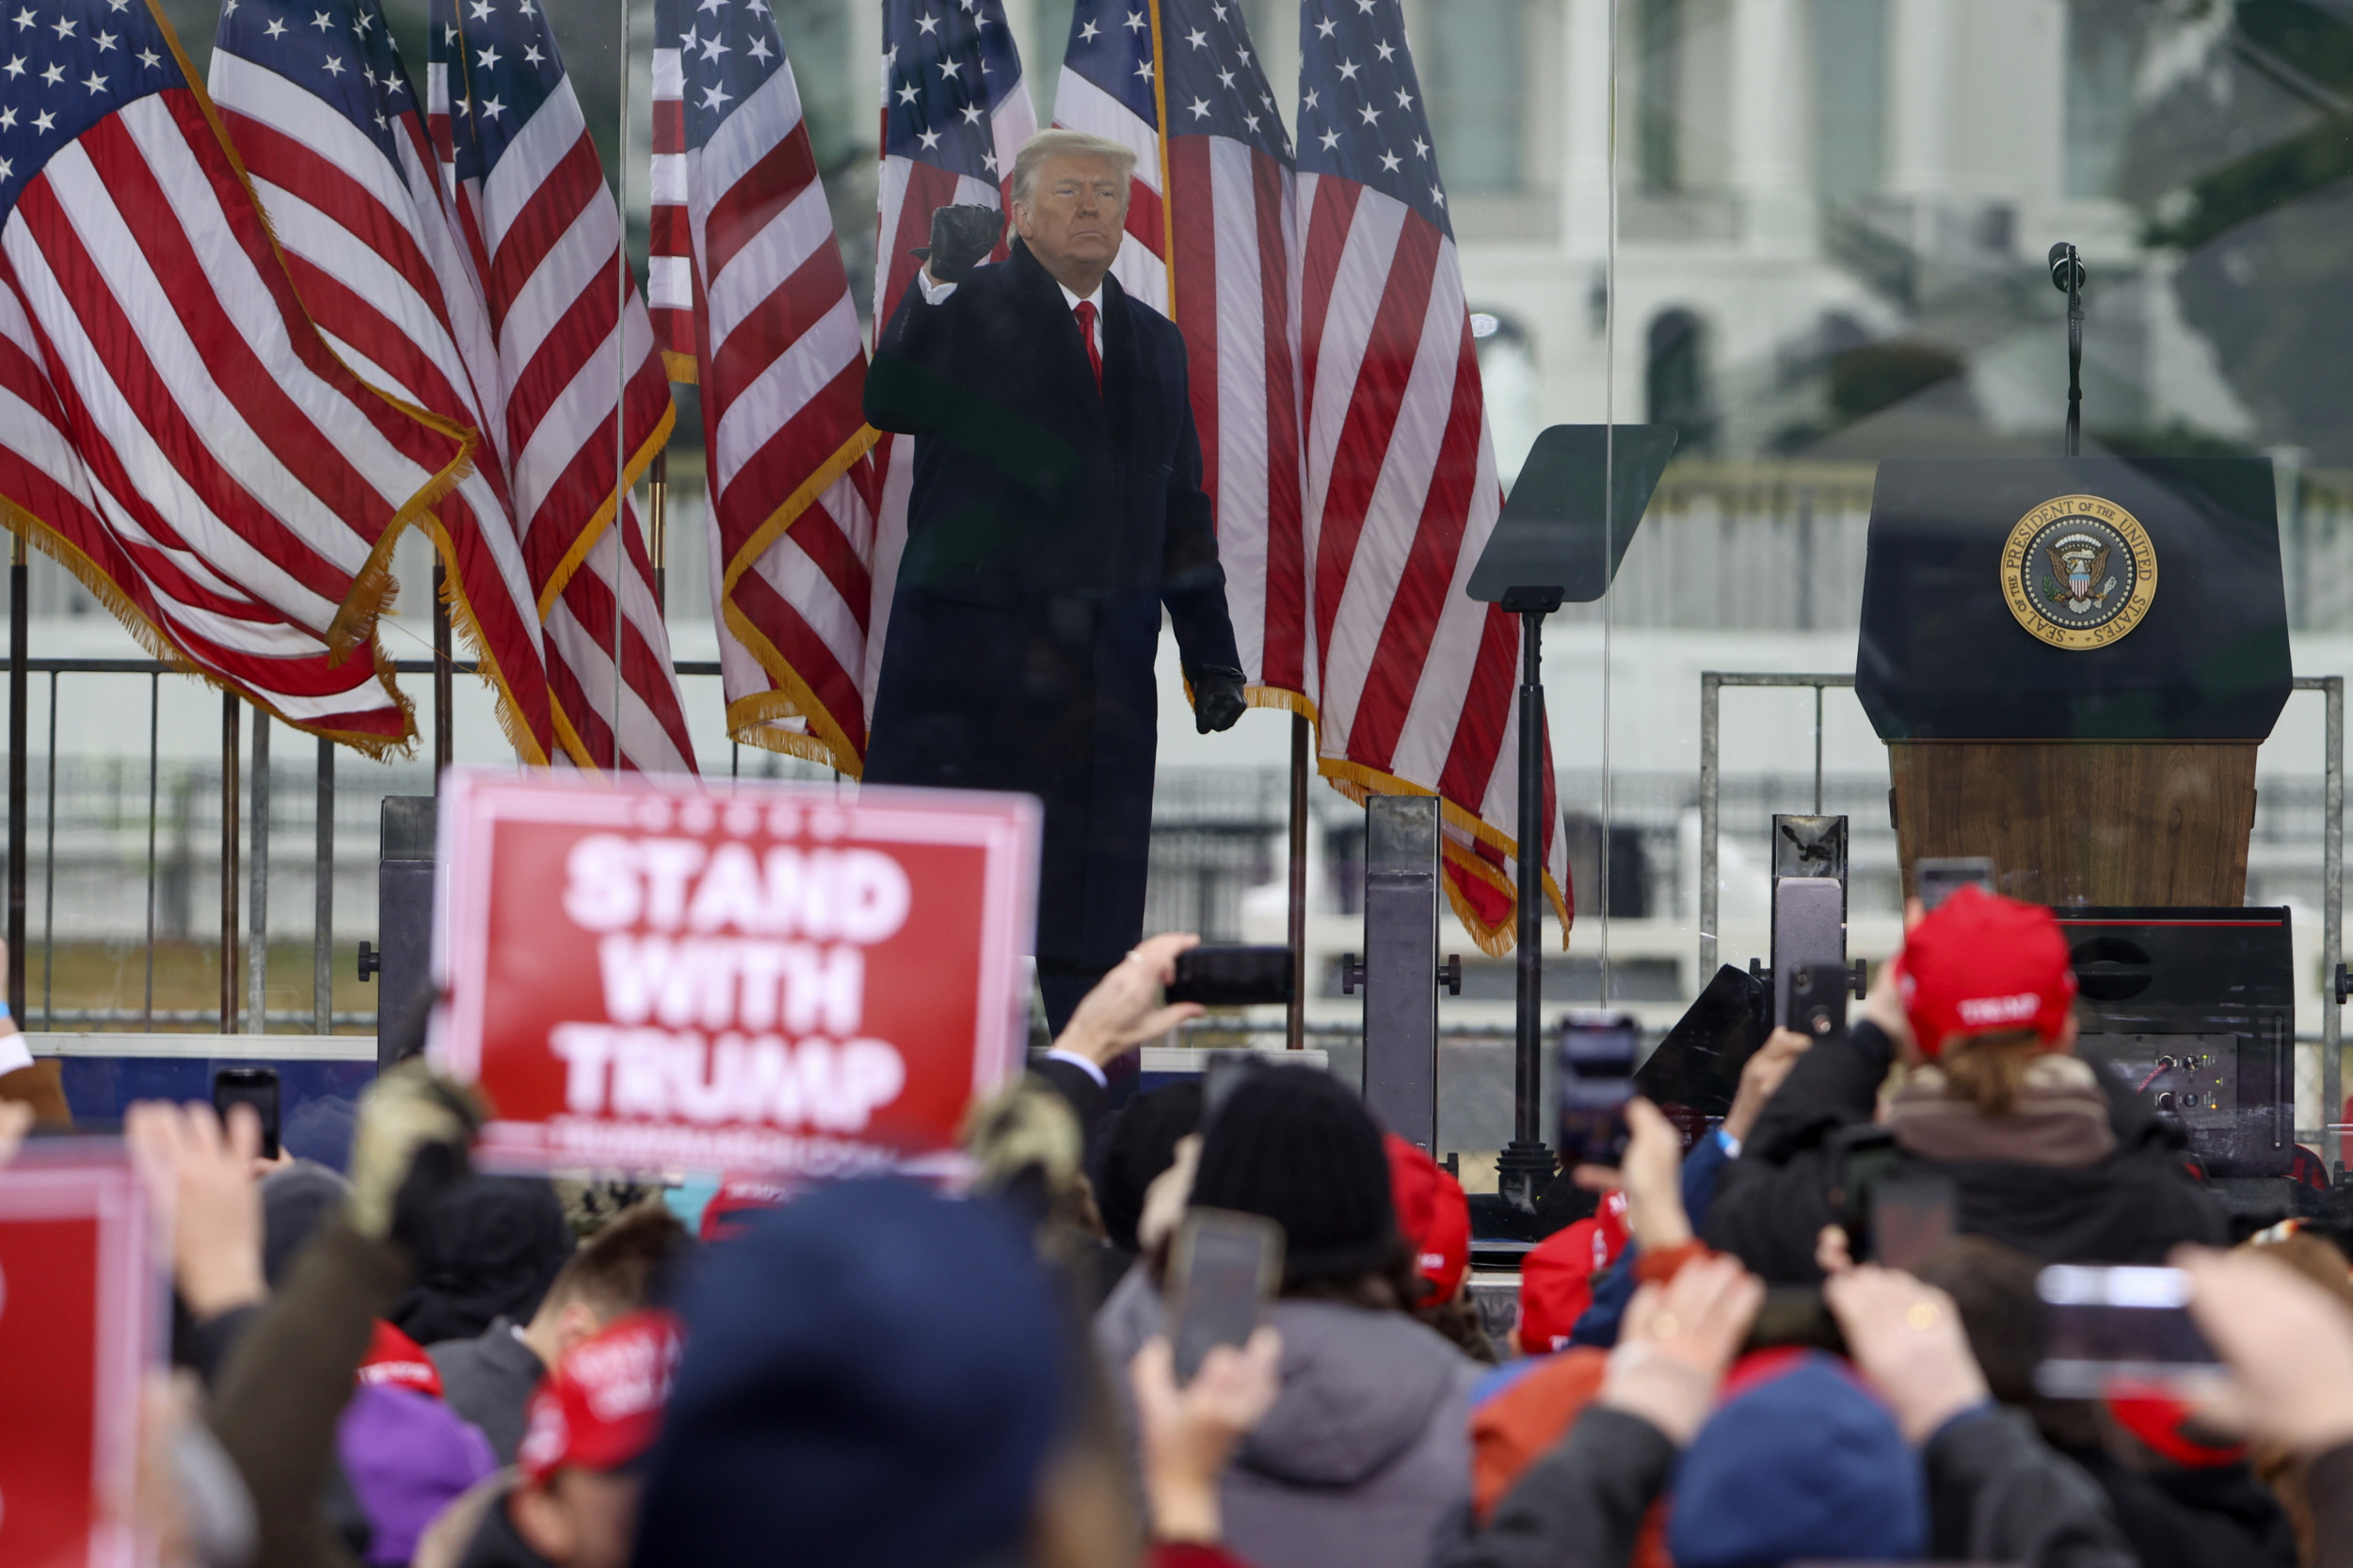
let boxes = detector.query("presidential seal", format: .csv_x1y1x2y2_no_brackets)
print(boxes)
2000,493,2157,649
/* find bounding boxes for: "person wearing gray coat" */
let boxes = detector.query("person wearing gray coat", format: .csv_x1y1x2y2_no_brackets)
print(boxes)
1096,1066,1480,1568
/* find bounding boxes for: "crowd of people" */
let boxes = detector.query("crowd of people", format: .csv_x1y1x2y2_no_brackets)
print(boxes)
24,888,2353,1568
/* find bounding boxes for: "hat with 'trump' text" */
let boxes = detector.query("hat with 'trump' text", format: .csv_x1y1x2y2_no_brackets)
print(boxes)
1892,885,2077,1059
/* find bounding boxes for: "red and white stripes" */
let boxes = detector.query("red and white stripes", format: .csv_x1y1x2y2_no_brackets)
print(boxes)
428,2,696,775
651,0,880,774
1167,132,1307,708
1296,174,1567,948
0,83,455,752
208,11,554,762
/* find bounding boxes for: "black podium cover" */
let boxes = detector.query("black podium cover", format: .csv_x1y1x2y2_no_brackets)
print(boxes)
1857,456,2291,740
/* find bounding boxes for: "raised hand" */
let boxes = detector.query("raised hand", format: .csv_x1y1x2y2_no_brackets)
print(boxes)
1600,1254,1765,1444
125,1100,267,1320
919,204,1004,284
1823,1265,1990,1444
1129,1327,1283,1543
1052,932,1207,1068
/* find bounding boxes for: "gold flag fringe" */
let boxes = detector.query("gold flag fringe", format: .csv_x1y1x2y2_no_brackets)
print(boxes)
720,600,861,775
536,403,680,621
0,495,420,759
418,515,552,767
322,438,478,664
712,424,883,775
1316,754,1572,958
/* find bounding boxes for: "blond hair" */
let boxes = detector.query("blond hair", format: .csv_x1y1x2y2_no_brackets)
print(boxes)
1011,129,1138,204
1937,1029,2046,1116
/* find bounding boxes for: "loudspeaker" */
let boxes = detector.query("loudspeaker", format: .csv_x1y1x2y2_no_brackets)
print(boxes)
374,796,438,1069
1360,795,1440,1152
2060,906,2294,1177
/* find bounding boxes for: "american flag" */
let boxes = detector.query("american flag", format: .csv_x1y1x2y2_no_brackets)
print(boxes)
1160,0,1305,711
210,0,555,764
648,0,880,776
865,0,1034,718
1295,0,1566,951
429,0,696,774
1048,0,1168,312
0,0,472,754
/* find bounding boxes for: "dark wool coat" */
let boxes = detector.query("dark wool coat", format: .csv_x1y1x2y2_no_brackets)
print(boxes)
861,238,1240,969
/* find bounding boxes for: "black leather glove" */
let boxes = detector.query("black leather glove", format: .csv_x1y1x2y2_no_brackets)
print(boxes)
913,204,1003,283
1189,664,1248,734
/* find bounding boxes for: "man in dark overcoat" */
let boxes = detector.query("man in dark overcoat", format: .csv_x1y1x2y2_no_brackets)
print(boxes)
862,129,1247,1032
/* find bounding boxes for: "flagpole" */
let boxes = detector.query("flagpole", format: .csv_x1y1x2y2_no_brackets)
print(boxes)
648,450,667,618
248,713,268,1035
1144,0,1174,307
432,558,454,772
612,0,632,773
6,533,24,1024
1287,711,1308,1050
220,694,239,1034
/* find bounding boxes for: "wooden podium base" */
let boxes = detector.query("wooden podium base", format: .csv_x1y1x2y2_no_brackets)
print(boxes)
1888,741,2258,907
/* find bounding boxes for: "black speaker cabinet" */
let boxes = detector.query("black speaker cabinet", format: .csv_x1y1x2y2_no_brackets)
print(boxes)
2059,907,2294,1177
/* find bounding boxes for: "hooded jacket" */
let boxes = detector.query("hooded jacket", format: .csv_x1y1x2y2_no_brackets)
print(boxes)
1703,1019,2226,1284
1097,1269,1478,1568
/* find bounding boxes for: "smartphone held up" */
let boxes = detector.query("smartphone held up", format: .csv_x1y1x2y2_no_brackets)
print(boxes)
1558,1011,1640,1168
2036,1264,2224,1398
1166,946,1296,1008
1168,1208,1283,1384
212,1065,281,1160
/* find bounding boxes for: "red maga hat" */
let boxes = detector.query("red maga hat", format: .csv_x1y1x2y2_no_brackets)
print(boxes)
357,1319,443,1398
1515,1212,1628,1353
1892,886,2077,1059
518,1310,684,1484
1385,1134,1470,1302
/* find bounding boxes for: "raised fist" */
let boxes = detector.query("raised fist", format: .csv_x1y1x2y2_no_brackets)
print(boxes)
916,204,1004,283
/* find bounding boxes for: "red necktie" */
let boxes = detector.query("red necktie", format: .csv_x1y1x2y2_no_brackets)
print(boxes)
1073,299,1102,395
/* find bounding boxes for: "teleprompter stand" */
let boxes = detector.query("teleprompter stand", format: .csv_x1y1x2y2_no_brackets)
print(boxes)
1466,424,1677,1217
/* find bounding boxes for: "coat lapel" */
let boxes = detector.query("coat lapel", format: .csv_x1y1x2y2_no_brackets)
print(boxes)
1099,271,1138,450
1010,241,1112,439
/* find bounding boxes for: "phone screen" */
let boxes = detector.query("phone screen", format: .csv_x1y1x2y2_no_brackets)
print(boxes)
2035,1265,2222,1397
1170,1209,1284,1383
1558,1012,1639,1167
212,1066,281,1160
1866,1170,1956,1270
1915,856,1995,913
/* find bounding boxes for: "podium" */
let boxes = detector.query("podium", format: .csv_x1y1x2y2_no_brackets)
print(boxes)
1857,456,2291,905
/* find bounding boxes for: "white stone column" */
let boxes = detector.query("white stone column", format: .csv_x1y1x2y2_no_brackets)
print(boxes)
1886,0,1949,200
853,0,885,122
1561,0,1612,262
1729,0,1809,250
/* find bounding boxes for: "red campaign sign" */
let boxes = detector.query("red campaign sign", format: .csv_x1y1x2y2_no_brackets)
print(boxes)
432,769,1042,1176
0,1150,155,1568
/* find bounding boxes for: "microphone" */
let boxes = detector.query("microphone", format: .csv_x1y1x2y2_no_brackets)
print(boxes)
2049,242,2086,293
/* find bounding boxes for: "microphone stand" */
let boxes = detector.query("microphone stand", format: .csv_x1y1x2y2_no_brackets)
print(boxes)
2062,244,2083,457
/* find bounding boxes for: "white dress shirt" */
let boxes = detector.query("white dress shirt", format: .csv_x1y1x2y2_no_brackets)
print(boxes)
1044,1048,1108,1087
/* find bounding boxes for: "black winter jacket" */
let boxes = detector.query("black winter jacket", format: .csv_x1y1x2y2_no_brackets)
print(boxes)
1437,1401,2134,1568
1703,1020,2227,1284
